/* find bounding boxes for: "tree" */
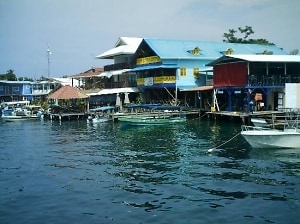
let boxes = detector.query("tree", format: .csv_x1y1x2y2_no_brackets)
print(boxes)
0,69,17,81
18,77,34,81
223,26,274,45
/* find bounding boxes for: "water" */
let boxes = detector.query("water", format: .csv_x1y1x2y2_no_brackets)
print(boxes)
0,118,299,224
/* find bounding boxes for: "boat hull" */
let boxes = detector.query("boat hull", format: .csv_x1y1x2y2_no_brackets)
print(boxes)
87,118,111,123
1,115,40,122
118,115,186,126
241,129,300,148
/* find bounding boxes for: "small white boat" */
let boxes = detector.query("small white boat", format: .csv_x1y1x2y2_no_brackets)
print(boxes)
241,126,300,148
241,110,300,149
87,114,112,123
87,106,115,123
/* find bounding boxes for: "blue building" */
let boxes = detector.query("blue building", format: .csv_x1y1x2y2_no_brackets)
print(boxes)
0,81,34,102
0,80,61,103
129,38,287,105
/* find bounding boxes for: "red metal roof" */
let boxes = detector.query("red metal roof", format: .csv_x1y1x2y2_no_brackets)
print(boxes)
69,67,104,78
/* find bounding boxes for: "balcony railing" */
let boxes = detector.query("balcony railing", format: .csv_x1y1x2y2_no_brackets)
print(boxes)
248,74,300,86
104,62,131,71
97,81,137,89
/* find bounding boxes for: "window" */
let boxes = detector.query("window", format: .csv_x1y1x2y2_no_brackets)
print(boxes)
12,86,19,92
193,68,200,77
187,47,202,56
0,85,3,91
180,68,187,77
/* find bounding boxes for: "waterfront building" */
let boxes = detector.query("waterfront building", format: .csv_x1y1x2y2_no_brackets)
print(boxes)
206,54,300,112
91,37,143,106
69,67,104,89
0,80,60,102
0,80,63,103
95,37,287,108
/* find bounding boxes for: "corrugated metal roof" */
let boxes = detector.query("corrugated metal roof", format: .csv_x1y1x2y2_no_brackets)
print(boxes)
180,85,214,92
70,67,103,78
229,54,300,62
0,80,34,84
88,87,140,96
207,54,300,66
130,64,178,72
96,37,142,59
143,38,287,59
98,69,131,78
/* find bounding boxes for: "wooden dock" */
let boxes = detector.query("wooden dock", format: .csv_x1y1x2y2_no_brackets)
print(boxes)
49,113,87,121
206,110,286,124
47,109,284,124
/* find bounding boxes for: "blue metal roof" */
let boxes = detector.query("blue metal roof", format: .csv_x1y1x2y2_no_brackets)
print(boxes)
130,64,178,72
143,38,287,59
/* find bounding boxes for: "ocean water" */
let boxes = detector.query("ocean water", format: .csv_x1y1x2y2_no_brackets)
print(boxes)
0,118,299,224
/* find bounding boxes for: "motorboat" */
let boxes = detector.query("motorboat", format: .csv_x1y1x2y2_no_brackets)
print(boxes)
241,126,300,148
241,110,300,148
87,106,115,123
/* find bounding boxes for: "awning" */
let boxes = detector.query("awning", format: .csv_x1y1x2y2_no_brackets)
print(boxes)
87,87,140,96
180,85,214,92
130,64,178,72
98,69,131,78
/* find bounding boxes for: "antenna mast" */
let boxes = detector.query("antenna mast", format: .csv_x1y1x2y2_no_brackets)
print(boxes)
47,45,51,78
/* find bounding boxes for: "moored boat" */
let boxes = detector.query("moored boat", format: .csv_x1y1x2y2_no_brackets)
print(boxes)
118,104,187,126
241,109,300,148
241,126,300,148
87,106,115,123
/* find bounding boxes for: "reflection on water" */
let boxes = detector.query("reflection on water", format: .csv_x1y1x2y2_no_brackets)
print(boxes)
0,119,299,223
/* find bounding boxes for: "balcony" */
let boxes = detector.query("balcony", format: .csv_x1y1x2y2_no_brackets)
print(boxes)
104,62,131,71
98,81,137,89
248,73,300,86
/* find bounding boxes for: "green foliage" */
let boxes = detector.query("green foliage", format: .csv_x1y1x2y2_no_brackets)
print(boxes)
223,26,274,45
38,76,48,81
18,77,34,81
0,69,17,81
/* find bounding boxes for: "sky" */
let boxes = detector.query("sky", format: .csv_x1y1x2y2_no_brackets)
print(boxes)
1,0,299,79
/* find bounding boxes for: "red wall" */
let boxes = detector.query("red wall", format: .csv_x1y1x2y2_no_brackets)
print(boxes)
213,62,247,87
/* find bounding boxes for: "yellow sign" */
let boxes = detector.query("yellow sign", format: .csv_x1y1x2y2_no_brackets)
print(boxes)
137,76,176,85
136,56,161,65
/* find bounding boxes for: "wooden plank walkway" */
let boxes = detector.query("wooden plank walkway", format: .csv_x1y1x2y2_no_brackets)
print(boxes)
49,113,87,121
206,110,286,124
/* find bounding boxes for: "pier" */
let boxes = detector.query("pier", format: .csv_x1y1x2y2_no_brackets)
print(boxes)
49,112,87,121
206,110,286,124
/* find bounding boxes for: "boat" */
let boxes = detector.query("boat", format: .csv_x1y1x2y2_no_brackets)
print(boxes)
241,110,300,148
1,101,43,122
118,104,187,126
87,106,115,123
